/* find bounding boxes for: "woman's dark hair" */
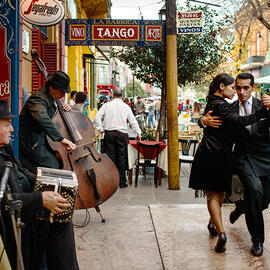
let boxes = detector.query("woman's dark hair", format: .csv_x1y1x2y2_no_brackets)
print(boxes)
75,92,87,104
70,90,78,98
236,72,254,86
208,73,235,95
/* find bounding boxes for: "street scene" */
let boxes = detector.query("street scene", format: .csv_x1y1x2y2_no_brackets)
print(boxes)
1,0,270,269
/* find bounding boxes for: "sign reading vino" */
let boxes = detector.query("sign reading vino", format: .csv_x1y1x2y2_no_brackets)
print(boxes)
66,19,165,47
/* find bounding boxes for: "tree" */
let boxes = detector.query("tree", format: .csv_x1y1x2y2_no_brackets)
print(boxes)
126,81,145,97
220,0,270,75
111,3,231,89
234,0,270,30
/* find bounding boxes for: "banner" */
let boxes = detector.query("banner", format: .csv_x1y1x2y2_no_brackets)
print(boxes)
65,19,165,47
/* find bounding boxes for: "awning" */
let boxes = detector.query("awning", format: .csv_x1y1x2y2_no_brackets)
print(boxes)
255,75,270,83
81,0,109,19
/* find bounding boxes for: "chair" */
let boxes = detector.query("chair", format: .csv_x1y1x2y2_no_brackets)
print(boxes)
135,142,160,188
179,138,198,172
194,130,203,142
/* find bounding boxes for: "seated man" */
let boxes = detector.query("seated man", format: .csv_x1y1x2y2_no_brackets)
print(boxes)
0,100,79,269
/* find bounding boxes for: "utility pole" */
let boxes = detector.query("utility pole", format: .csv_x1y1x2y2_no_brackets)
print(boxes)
166,0,179,189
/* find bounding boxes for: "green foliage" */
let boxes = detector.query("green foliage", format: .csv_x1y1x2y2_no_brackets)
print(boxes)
141,127,156,141
126,81,146,97
110,2,231,88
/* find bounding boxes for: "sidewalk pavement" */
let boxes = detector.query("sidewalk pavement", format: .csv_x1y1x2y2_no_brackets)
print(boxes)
73,165,270,270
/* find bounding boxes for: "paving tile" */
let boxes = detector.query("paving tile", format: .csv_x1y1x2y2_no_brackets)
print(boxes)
149,204,270,270
74,206,163,270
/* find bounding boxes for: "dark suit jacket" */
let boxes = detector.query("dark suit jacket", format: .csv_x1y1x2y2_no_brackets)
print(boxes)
19,85,64,172
232,97,270,177
0,145,43,269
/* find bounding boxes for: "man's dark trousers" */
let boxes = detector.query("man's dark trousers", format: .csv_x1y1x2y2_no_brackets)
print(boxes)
232,97,270,244
237,169,270,243
103,130,128,185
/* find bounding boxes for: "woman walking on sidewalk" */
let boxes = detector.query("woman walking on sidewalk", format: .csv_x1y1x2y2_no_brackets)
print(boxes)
189,73,268,253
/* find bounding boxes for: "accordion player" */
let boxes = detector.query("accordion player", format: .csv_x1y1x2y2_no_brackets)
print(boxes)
34,167,78,223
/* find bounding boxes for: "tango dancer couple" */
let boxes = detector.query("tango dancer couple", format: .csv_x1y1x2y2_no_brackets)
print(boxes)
190,72,270,256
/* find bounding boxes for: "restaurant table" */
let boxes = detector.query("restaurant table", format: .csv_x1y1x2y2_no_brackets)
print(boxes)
128,140,168,185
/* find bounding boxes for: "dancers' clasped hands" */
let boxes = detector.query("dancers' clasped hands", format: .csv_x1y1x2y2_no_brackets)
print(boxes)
261,94,270,108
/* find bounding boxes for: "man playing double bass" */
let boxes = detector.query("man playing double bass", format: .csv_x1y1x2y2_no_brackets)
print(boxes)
19,71,76,172
19,71,79,269
0,99,76,269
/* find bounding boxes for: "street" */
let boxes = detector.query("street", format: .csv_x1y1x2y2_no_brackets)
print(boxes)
73,166,270,270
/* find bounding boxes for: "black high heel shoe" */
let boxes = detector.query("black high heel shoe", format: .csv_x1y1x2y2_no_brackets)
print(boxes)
215,232,227,253
207,222,218,237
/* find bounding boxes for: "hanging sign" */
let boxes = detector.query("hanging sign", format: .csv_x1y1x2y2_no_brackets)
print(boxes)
0,25,11,102
177,11,203,34
20,0,65,26
66,19,165,47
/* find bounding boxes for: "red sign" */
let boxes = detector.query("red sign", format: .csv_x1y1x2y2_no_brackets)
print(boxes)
145,26,162,41
69,25,86,40
178,11,202,19
92,25,139,41
0,25,11,103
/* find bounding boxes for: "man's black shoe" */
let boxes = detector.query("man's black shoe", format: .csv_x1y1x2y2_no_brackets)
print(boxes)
119,183,128,188
229,199,245,224
251,242,263,256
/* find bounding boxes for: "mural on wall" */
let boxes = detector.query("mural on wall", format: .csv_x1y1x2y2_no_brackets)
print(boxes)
0,0,16,103
0,0,20,154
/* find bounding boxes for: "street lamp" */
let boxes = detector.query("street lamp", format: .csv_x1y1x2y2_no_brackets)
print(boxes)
158,5,166,20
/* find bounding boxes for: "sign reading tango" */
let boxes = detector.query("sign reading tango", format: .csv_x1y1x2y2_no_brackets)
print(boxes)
65,19,165,47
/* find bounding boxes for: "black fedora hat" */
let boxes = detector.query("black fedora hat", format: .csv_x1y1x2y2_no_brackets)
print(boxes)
0,100,16,119
48,71,71,93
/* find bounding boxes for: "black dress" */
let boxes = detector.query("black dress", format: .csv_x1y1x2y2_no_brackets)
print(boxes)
189,94,267,195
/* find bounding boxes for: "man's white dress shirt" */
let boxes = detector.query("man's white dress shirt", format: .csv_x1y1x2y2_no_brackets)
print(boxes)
239,95,252,133
94,98,141,136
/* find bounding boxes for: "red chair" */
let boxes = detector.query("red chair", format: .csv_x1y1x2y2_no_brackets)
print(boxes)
135,142,160,188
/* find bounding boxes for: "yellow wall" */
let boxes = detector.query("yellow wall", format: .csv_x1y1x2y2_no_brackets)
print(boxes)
66,2,98,118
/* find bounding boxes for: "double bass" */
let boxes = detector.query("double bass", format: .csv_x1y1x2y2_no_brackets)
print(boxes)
31,50,120,219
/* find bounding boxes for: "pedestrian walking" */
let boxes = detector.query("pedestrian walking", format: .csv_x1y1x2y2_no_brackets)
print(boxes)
147,100,156,128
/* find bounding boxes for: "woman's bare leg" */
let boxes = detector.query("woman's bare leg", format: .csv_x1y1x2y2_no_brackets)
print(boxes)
207,191,225,234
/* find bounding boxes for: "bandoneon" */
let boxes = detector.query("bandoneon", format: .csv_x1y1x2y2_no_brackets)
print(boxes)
34,167,78,223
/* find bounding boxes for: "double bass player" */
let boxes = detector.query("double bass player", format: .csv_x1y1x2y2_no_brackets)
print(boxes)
19,71,79,269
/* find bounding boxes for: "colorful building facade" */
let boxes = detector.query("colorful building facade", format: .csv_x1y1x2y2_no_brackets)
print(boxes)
1,0,111,154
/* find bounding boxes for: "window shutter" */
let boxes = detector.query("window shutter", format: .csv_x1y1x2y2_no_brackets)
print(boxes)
44,43,57,77
32,29,42,93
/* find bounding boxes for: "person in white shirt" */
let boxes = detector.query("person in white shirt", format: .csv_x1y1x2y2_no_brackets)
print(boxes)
94,87,141,188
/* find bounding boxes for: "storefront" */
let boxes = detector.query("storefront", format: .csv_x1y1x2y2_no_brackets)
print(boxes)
0,0,110,155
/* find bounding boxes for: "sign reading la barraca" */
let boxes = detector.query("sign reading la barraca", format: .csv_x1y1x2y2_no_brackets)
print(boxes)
20,0,65,27
66,19,165,47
